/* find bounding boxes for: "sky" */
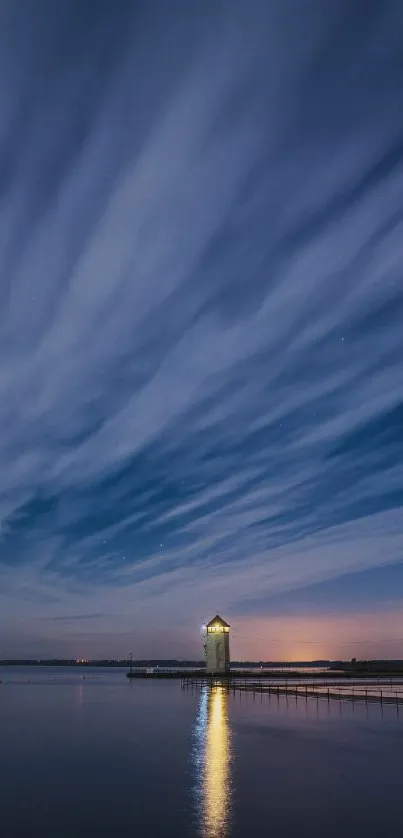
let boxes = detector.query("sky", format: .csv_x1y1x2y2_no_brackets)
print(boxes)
1,0,403,661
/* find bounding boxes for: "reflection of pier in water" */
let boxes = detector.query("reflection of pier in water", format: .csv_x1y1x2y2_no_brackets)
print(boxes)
192,685,232,838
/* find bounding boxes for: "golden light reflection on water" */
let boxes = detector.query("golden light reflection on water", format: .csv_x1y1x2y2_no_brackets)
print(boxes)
193,686,232,838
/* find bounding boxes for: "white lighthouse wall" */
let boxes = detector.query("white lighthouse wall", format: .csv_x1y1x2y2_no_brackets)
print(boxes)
205,632,230,673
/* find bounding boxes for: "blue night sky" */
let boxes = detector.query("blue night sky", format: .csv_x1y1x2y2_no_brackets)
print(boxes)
1,1,403,660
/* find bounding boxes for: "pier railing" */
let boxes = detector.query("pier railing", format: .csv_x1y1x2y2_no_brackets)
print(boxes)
181,676,403,705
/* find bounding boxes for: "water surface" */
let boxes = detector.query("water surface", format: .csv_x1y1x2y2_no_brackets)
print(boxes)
1,666,402,837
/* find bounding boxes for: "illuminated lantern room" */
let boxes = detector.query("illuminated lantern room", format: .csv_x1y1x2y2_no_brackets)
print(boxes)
204,615,231,673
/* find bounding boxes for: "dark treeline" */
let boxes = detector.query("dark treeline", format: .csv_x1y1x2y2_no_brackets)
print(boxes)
0,658,330,667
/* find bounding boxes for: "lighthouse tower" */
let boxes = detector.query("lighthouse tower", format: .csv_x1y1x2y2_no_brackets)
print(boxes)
204,615,231,674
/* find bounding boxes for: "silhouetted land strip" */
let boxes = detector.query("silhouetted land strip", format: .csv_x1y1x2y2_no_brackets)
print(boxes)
0,658,327,669
3,659,403,677
0,659,204,668
332,660,403,674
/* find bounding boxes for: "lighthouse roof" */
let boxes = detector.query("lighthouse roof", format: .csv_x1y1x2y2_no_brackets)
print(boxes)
206,614,231,629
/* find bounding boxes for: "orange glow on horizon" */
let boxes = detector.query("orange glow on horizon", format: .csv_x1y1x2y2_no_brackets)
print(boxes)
230,611,403,662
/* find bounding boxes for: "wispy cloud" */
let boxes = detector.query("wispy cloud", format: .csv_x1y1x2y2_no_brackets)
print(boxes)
0,1,403,656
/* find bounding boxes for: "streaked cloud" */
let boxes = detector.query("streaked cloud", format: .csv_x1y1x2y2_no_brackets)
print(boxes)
0,1,403,657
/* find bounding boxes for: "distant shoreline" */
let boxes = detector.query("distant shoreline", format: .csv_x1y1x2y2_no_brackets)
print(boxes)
0,659,329,668
2,659,403,676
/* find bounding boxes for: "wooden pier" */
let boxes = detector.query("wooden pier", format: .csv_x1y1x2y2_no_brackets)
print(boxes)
181,676,403,706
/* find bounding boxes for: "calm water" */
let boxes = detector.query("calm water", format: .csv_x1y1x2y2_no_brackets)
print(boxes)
1,667,403,837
